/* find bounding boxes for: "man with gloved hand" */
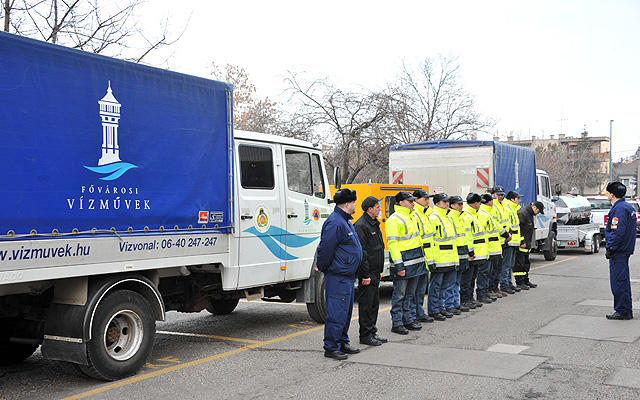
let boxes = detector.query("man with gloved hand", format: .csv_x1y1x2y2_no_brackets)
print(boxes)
604,182,636,320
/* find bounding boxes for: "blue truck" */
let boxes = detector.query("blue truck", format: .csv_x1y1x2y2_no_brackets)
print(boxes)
388,140,558,260
0,32,331,380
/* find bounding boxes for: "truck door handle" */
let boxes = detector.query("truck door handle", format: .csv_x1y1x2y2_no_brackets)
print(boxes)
241,214,253,220
288,213,298,219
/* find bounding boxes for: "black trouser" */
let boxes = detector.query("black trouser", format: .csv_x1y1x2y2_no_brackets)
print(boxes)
513,250,531,285
358,274,380,340
460,260,479,303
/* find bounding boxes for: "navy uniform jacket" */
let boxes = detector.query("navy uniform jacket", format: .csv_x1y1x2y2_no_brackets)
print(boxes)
605,198,636,255
316,206,363,278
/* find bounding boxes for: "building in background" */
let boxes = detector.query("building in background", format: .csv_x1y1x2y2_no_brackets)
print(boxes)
497,131,610,196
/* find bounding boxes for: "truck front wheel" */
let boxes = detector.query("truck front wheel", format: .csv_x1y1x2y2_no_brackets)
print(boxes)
77,290,155,381
306,272,326,324
0,340,38,366
543,231,558,261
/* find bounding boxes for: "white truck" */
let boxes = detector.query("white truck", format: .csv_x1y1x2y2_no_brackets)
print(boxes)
0,32,330,380
388,140,558,260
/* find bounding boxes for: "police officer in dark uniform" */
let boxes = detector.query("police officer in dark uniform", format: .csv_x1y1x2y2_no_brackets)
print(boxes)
354,196,388,345
316,189,363,360
604,182,637,320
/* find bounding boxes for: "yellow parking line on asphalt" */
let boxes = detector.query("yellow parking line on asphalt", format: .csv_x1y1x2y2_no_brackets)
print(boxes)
531,256,578,270
156,330,265,344
63,304,392,400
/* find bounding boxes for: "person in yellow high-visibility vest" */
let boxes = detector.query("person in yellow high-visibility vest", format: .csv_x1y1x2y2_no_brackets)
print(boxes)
444,195,475,314
477,194,508,303
411,189,435,324
386,191,426,334
461,193,488,308
501,190,525,293
427,193,459,321
488,187,512,298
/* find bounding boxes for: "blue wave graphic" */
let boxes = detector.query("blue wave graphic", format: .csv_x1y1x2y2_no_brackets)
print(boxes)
537,214,551,223
84,162,138,180
243,226,320,261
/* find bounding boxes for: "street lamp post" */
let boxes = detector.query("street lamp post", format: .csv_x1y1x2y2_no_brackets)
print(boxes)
609,120,614,183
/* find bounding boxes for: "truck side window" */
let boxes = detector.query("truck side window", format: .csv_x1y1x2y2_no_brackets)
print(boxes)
311,153,325,198
385,196,396,217
285,150,312,195
239,145,275,189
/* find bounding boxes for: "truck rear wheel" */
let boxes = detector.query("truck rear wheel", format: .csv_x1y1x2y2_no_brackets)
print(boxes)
543,231,558,261
306,272,326,323
0,340,38,366
205,298,239,315
77,290,155,381
592,235,601,253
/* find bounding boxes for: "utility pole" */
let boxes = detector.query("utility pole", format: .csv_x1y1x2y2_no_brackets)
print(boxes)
609,120,614,182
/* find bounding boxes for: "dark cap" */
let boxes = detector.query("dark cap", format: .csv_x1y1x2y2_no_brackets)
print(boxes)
361,196,380,211
466,193,482,204
606,181,627,199
490,186,505,195
333,188,357,204
448,195,464,205
480,194,494,204
533,201,545,214
395,191,416,203
433,193,450,204
506,190,524,200
412,189,432,199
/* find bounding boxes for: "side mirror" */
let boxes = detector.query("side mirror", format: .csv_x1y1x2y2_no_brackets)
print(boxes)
554,183,562,197
333,166,342,190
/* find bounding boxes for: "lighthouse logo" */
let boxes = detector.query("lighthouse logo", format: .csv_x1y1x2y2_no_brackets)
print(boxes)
84,81,138,180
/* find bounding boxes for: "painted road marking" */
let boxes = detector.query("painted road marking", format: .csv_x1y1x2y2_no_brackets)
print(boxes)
156,330,265,344
531,256,577,270
62,306,392,400
61,255,579,399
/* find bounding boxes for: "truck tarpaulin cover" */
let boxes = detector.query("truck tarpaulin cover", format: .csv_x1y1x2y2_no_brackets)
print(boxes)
0,32,233,237
390,140,537,205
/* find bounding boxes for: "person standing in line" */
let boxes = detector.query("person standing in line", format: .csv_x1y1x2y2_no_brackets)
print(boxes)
411,189,435,324
513,201,544,290
354,196,388,345
316,189,363,360
483,193,511,299
501,191,525,294
444,195,474,315
477,194,504,303
461,193,488,309
427,193,459,320
387,191,425,334
604,182,636,320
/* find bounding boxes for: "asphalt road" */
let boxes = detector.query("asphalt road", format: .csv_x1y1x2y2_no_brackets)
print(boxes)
2,240,640,400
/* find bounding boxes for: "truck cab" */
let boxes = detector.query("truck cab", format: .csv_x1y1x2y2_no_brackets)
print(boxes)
534,169,558,260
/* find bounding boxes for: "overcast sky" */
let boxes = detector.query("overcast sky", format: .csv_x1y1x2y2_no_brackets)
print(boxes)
142,0,640,161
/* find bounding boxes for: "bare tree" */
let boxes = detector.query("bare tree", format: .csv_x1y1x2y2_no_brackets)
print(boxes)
210,62,282,134
385,56,494,145
2,0,182,62
284,72,388,184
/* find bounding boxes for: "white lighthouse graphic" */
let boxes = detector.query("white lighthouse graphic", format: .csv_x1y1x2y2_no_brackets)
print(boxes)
84,81,137,181
98,81,122,165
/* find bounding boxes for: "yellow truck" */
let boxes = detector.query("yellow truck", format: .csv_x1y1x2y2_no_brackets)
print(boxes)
331,183,429,280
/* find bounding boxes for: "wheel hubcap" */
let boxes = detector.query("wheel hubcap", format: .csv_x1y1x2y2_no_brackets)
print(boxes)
102,310,144,361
